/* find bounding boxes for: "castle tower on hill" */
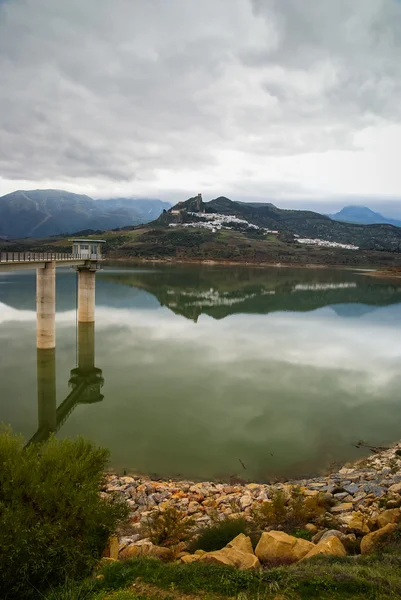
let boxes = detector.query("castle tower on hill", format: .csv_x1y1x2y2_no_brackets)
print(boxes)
195,193,202,211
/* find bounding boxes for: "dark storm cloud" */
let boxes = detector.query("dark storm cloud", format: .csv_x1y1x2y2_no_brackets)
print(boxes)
0,0,401,192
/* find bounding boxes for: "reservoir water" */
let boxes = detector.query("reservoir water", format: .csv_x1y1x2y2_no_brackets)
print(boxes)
1,264,401,482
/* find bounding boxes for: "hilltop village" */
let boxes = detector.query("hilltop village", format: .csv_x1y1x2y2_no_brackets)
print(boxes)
167,194,359,250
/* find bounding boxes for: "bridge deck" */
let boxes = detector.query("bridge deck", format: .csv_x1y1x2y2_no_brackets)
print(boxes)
0,252,104,270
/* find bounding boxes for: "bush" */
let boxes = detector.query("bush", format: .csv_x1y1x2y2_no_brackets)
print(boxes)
142,507,195,547
252,487,327,534
0,427,128,600
189,516,250,552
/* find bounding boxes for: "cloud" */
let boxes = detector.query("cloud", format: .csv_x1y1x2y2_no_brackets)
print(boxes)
1,0,401,201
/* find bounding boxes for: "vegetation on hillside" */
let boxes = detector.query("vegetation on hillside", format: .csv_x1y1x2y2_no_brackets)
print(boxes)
157,195,401,252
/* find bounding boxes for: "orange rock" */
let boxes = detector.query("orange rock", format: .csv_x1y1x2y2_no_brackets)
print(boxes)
301,536,346,561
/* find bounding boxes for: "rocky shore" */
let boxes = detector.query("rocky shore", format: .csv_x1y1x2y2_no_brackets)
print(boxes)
103,443,401,565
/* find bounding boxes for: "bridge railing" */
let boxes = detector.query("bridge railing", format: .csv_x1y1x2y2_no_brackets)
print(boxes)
0,252,103,263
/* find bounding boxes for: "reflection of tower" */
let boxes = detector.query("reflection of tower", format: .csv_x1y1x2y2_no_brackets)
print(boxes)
69,322,104,404
27,322,104,447
37,348,57,435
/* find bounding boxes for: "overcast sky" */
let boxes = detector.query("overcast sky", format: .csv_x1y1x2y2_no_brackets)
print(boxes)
1,0,401,208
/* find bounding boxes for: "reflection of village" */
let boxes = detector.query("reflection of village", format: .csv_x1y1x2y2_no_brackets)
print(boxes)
167,282,358,309
104,268,401,323
28,322,103,445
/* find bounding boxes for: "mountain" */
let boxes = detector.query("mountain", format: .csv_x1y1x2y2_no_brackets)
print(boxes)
0,189,171,238
328,206,401,227
156,195,401,252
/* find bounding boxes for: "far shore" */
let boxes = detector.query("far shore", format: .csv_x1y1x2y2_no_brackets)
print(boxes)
105,256,401,278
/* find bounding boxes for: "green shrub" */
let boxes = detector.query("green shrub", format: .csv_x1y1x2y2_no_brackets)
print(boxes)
0,427,128,600
142,507,195,547
189,516,250,552
252,487,326,534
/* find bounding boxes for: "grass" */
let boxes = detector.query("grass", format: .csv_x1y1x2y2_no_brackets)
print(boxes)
47,544,401,600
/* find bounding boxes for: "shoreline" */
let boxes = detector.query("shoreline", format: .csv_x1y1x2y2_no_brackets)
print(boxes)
105,442,401,546
106,256,381,273
105,256,401,280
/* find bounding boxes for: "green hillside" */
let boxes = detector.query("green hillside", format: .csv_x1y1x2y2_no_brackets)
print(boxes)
156,195,401,252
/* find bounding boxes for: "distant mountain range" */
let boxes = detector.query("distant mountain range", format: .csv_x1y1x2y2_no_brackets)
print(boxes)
328,205,401,227
0,189,171,238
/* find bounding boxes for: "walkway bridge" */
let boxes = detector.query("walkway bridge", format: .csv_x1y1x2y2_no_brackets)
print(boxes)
2,240,105,447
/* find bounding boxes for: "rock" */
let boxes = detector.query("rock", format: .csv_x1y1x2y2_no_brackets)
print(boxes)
187,501,201,515
343,483,359,495
334,492,351,501
202,547,260,570
226,533,254,555
255,531,314,565
239,495,253,510
377,509,401,529
195,549,207,556
305,523,318,535
339,467,355,475
100,557,117,565
312,530,326,544
361,523,398,555
301,536,347,561
389,483,401,494
103,535,119,560
150,546,174,561
331,503,353,514
339,512,370,535
119,541,172,561
180,554,201,564
387,499,401,509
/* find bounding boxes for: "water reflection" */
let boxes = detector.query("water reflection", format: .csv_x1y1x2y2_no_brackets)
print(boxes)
2,265,401,481
28,322,103,445
103,265,401,321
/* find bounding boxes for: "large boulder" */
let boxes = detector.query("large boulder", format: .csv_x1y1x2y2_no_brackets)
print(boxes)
201,547,260,570
119,541,173,561
180,554,202,564
226,533,254,555
255,531,314,565
338,512,370,535
377,509,401,529
201,533,259,570
360,523,398,555
301,536,347,561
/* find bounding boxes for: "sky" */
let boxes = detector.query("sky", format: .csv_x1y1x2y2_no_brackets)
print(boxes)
1,0,401,211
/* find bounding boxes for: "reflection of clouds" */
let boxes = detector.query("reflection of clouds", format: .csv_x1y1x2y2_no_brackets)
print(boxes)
2,302,401,380
2,300,401,479
92,305,401,378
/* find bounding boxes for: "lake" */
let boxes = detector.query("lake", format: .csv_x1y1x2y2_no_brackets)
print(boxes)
1,263,401,482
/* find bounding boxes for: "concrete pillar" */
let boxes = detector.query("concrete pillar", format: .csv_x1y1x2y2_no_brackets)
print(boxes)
36,261,56,349
78,321,95,371
78,268,96,323
37,348,57,432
